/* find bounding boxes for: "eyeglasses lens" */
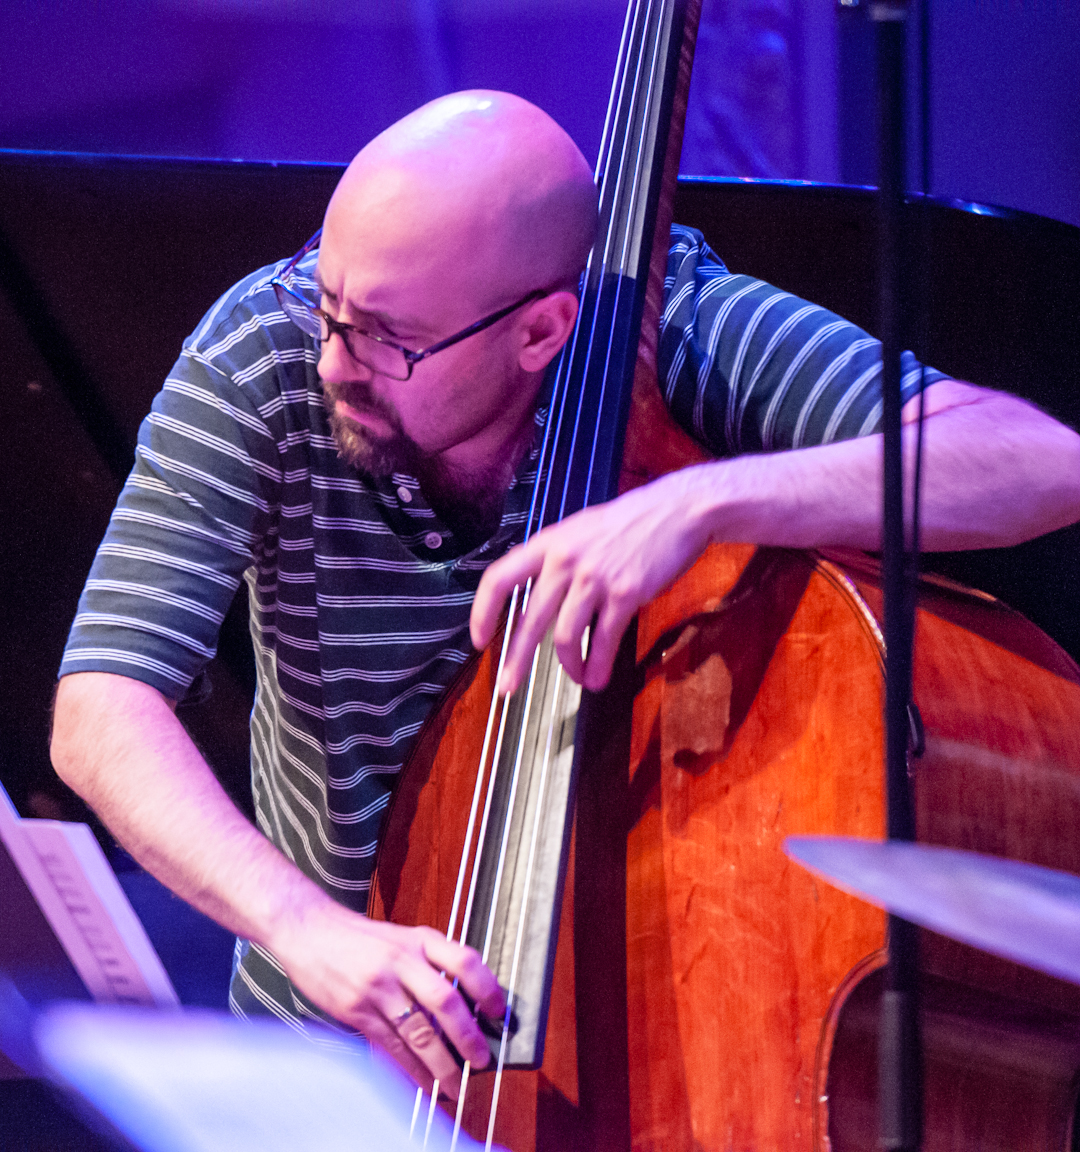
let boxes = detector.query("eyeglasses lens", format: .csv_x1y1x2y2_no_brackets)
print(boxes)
330,328,410,381
275,278,411,380
274,283,320,338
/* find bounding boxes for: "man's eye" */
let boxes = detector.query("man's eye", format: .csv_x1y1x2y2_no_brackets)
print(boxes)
360,320,408,344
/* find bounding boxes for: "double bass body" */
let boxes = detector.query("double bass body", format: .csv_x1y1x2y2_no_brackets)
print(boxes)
626,539,1080,1151
372,523,1080,1151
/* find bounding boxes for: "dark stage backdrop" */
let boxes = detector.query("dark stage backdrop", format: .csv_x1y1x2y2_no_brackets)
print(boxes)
1,151,1078,843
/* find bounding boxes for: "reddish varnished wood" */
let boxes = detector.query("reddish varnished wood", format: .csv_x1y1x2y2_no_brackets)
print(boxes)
370,3,707,1145
623,542,1080,1152
370,628,635,1151
369,492,1080,1152
370,534,1080,1152
828,966,1080,1152
820,557,1080,1152
626,545,889,1151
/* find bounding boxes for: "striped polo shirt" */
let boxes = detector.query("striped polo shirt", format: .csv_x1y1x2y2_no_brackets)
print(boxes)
60,223,942,1032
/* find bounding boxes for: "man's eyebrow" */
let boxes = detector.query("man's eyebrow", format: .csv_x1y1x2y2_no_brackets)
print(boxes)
313,270,427,340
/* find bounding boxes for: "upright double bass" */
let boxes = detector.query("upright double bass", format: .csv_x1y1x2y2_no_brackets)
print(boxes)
371,2,1080,1148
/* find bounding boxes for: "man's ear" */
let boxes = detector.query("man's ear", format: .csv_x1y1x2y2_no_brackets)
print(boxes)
517,291,579,373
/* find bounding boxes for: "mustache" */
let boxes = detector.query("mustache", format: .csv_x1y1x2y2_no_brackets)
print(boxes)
320,378,398,423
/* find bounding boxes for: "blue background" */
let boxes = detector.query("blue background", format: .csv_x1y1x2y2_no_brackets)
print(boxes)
1,0,1077,226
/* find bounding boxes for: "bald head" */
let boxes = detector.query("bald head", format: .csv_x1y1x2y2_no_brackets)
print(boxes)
322,91,598,309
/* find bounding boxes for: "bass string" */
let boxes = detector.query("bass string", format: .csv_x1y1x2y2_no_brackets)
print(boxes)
440,0,648,953
442,579,568,1152
443,0,644,841
579,0,669,513
449,17,663,1152
511,0,634,557
438,591,551,1149
473,0,669,1080
474,0,669,986
438,186,621,942
462,0,658,953
432,48,634,954
473,654,549,1151
442,589,523,949
523,0,651,548
555,0,663,527
532,0,650,539
481,661,574,1152
436,1,661,1144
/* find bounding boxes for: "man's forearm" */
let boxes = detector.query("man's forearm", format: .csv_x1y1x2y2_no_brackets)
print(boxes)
472,381,1080,694
688,382,1080,553
50,671,332,949
51,671,507,1086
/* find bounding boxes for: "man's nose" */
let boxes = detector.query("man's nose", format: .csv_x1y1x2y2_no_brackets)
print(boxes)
317,332,375,384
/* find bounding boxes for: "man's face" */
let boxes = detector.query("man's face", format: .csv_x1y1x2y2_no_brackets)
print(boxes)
314,186,534,485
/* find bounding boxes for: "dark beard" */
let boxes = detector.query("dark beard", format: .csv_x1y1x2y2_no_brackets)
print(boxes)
322,379,416,477
321,377,507,549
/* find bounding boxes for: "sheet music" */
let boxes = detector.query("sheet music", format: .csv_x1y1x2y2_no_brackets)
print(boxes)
0,782,178,1006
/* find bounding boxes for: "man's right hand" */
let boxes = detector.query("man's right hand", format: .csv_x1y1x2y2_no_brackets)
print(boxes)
51,672,504,1098
269,900,506,1095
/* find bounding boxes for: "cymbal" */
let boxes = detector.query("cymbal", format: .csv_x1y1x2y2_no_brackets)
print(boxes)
784,836,1080,987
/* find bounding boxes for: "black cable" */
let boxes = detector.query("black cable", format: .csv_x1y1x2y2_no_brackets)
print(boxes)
874,2,924,1148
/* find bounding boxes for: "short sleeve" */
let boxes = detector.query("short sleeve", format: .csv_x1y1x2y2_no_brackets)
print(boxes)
659,224,947,456
58,265,303,699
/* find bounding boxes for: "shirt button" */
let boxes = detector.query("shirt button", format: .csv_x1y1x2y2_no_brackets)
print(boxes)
424,532,443,550
397,486,412,503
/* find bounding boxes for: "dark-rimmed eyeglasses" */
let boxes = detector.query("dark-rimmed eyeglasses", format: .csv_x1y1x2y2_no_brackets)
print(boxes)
271,229,547,382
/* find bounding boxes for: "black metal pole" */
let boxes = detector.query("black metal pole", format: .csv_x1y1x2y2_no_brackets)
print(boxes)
873,2,923,1150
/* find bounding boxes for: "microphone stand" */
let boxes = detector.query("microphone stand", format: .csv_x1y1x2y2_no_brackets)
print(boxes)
870,1,924,1148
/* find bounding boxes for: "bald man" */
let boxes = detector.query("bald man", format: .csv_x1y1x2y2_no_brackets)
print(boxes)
52,91,1080,1093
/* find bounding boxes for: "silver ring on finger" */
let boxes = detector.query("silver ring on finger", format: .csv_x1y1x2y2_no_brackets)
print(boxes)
392,1001,423,1030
